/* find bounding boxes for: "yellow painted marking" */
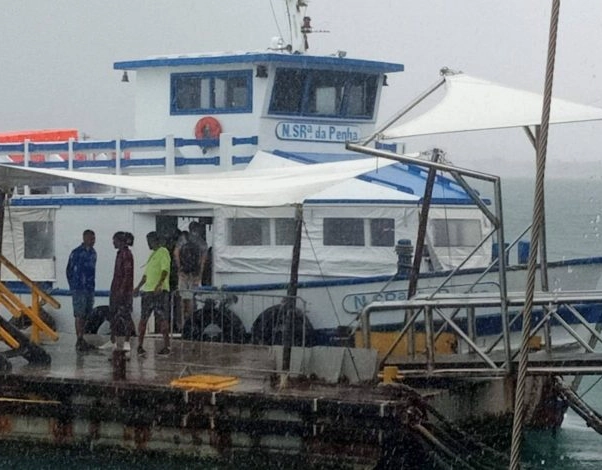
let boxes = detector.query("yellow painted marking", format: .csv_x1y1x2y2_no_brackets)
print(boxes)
171,375,239,390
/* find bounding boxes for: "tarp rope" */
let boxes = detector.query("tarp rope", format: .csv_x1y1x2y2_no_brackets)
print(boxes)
510,1,561,468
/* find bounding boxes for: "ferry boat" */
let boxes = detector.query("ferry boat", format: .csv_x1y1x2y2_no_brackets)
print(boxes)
1,0,602,355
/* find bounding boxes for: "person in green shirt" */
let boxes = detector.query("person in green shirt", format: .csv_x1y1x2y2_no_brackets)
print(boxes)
133,231,171,356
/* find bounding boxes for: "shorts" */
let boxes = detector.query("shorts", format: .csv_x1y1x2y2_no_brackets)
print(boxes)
140,291,170,322
110,304,133,337
178,272,201,300
72,292,95,319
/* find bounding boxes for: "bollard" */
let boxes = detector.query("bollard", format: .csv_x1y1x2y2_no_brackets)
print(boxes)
112,350,127,381
395,239,413,276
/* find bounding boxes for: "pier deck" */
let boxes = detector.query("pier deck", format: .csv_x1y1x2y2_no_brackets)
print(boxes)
1,333,599,466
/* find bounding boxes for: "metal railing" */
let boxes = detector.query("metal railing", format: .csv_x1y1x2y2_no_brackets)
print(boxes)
360,290,602,376
170,288,311,348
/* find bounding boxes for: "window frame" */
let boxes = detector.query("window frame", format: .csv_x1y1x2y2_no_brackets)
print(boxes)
268,68,378,120
170,70,253,115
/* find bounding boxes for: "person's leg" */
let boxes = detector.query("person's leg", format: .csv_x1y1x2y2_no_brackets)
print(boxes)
138,293,150,354
73,293,87,351
157,291,171,354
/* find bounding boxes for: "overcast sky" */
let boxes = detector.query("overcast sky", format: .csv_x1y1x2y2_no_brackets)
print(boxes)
1,1,601,177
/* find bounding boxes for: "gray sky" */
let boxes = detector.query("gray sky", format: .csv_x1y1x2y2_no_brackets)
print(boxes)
1,0,601,177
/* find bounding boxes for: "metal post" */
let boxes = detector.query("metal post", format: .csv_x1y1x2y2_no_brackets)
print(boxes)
282,204,303,378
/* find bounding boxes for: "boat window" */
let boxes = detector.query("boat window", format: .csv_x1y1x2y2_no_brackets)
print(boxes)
269,68,378,119
23,221,54,259
171,70,252,115
275,218,296,245
228,218,270,245
430,219,482,247
323,218,365,246
370,218,395,247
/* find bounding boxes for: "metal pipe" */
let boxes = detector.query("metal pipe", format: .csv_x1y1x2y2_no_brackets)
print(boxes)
360,75,446,146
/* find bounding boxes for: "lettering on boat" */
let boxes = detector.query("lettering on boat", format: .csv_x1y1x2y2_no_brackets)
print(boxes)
342,290,408,313
276,122,360,142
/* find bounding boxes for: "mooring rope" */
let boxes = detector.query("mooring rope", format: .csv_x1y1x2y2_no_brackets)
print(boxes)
509,1,561,468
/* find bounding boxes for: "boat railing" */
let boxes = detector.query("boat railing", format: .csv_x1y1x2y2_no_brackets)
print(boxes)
0,133,258,193
359,290,602,377
170,288,312,348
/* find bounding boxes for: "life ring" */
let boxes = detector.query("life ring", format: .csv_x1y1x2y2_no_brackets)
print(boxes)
194,116,222,140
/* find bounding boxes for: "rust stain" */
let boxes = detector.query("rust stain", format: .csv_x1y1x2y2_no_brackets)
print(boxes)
0,415,12,434
89,421,100,440
209,428,232,454
50,418,74,444
133,425,151,449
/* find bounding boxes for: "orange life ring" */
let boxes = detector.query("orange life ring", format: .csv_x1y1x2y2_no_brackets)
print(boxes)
194,116,222,140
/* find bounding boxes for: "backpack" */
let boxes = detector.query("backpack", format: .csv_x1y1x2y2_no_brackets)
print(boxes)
179,240,201,274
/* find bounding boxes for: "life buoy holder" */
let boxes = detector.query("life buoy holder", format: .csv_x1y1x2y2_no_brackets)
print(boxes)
194,116,222,140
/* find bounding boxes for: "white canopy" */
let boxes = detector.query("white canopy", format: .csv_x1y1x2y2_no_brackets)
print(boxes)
382,72,602,139
0,151,395,207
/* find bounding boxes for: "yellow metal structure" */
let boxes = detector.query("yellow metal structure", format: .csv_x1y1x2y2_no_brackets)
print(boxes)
171,375,239,391
355,331,457,358
0,254,60,346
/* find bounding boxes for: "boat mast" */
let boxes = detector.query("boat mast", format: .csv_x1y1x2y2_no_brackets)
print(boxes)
285,0,310,53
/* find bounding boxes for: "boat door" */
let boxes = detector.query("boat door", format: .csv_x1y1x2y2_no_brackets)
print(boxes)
156,214,213,287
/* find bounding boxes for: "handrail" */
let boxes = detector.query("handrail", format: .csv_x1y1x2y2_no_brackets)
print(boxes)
0,254,59,343
0,254,59,308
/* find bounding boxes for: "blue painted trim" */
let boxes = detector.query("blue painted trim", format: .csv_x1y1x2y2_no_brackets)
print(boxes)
232,156,253,165
121,138,165,149
174,137,220,147
29,161,68,169
0,143,25,152
29,142,69,152
9,196,198,207
174,157,219,166
114,53,404,73
73,140,116,151
74,160,117,169
232,136,258,146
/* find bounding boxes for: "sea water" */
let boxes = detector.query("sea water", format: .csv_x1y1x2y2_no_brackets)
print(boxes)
497,177,602,469
6,177,602,468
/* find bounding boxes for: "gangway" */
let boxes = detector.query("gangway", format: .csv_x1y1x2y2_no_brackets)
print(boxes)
0,254,59,371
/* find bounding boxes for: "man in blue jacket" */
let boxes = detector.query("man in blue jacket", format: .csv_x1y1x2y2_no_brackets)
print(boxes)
66,229,97,352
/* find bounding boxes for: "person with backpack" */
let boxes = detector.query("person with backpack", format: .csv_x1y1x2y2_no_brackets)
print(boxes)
173,222,207,330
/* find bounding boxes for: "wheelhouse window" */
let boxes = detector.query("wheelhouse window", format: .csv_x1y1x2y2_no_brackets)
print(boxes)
23,221,54,259
269,68,378,119
171,70,252,114
430,219,482,247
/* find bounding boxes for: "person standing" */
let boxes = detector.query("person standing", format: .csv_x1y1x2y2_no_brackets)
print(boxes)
66,229,97,352
108,231,134,352
133,231,171,356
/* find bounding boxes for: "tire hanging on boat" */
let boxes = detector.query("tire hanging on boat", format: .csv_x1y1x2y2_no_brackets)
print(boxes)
251,304,315,347
182,298,244,343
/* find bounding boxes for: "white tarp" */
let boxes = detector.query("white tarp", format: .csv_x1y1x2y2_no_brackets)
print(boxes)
0,152,395,207
382,72,602,139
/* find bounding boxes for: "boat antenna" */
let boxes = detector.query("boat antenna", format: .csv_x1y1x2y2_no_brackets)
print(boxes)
269,0,285,41
285,0,309,53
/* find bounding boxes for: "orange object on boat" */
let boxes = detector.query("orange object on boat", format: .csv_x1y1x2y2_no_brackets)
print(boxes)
0,129,78,163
